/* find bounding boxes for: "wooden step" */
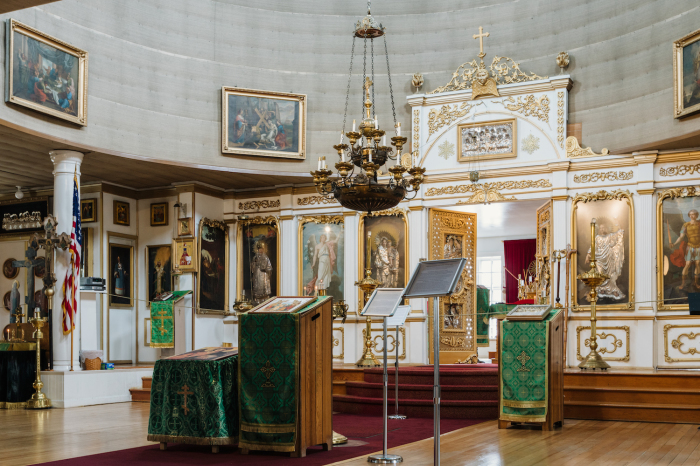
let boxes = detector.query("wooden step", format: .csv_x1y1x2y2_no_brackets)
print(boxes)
565,401,700,424
142,376,152,389
565,386,700,406
129,387,151,403
564,371,700,390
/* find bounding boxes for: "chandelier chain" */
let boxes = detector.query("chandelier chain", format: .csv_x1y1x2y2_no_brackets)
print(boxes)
371,37,375,120
342,36,356,137
362,36,367,121
383,35,397,134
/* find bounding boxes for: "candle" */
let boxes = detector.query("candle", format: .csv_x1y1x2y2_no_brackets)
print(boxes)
382,135,386,146
396,122,401,136
375,117,378,129
590,218,597,263
369,150,372,163
352,119,356,132
529,276,532,283
317,158,321,170
322,157,327,169
341,149,345,163
340,132,343,144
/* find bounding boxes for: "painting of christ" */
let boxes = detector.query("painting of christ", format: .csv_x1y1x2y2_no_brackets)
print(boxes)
300,218,344,302
146,245,172,309
6,19,87,125
197,219,228,314
222,87,306,160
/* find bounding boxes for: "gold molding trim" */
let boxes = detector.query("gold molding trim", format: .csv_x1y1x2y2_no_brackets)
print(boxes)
673,29,700,119
569,315,654,321
238,200,280,211
297,195,338,206
573,171,633,184
497,95,550,123
557,91,565,149
656,315,700,320
664,324,700,363
656,186,700,311
427,102,480,139
362,327,406,360
412,109,420,154
456,187,516,205
566,136,609,158
571,189,635,311
576,325,630,362
660,164,700,177
425,180,552,197
333,327,344,360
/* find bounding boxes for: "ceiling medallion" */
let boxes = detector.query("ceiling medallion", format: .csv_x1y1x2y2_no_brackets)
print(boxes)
430,26,547,97
310,1,424,214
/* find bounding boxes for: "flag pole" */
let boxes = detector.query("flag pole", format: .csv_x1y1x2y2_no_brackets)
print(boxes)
70,324,73,371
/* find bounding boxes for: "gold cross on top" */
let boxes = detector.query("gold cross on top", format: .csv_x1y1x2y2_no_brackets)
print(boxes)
261,360,276,388
177,384,194,415
152,310,170,336
473,26,489,59
516,350,531,372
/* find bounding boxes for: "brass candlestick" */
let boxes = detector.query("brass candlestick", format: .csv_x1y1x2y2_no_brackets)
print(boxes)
577,218,610,371
26,311,51,409
356,231,381,367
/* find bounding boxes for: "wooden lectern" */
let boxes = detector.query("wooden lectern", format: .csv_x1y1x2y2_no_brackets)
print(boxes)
238,296,333,457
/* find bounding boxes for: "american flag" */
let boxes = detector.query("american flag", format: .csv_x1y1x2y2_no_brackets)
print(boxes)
62,175,82,334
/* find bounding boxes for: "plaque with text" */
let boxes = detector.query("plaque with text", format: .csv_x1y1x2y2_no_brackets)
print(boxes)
403,258,466,298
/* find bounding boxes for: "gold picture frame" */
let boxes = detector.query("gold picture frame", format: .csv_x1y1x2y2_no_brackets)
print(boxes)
571,190,635,311
457,118,516,162
113,200,130,226
172,237,197,273
656,187,700,311
297,215,345,301
145,244,172,309
673,28,700,119
236,216,280,304
108,243,134,308
358,208,409,311
177,217,193,236
81,199,97,223
150,202,168,227
5,19,88,126
196,218,229,315
221,86,306,160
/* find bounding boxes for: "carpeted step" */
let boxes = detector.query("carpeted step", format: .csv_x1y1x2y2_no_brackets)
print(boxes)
363,367,499,386
345,381,499,401
333,394,498,419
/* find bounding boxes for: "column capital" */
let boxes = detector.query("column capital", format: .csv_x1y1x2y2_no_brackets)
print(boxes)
50,150,84,177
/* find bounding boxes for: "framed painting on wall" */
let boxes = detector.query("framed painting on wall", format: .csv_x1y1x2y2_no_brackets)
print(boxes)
657,187,700,310
358,208,408,308
81,199,96,223
237,216,279,306
5,19,88,126
172,237,197,273
177,217,193,236
113,200,130,226
145,244,172,308
571,190,634,311
109,243,133,307
0,197,49,237
150,203,168,226
298,215,344,303
197,218,229,315
674,28,700,119
221,86,306,160
457,119,516,162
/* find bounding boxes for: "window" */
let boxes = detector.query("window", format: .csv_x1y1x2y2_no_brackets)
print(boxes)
477,256,502,340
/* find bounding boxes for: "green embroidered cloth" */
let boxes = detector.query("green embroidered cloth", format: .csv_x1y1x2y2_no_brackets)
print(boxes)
147,353,238,445
499,309,560,423
150,291,191,348
476,287,490,346
238,297,329,453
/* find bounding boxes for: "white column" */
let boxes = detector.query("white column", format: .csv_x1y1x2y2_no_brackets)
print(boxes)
50,150,84,371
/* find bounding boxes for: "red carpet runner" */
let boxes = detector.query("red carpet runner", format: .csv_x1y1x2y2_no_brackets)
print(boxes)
38,414,487,465
334,364,500,419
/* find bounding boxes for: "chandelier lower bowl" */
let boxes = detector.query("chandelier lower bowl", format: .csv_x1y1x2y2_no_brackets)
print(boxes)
332,184,405,213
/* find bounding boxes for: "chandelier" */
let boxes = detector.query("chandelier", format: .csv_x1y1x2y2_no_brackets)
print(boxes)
310,2,425,213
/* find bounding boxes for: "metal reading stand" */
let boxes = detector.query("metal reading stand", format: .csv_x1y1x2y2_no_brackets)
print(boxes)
387,305,411,420
402,258,468,466
361,288,406,465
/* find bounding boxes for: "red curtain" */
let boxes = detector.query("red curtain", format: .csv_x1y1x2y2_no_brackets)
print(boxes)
503,239,537,304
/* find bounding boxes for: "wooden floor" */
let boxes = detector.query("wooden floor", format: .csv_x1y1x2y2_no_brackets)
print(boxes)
3,403,700,465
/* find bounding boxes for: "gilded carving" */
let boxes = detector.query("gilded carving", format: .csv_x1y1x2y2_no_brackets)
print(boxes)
236,215,278,227
413,109,420,152
332,327,344,360
566,136,609,158
522,134,540,155
456,187,516,205
428,102,479,138
573,171,634,183
659,164,700,177
571,189,632,204
361,207,407,218
664,324,700,363
498,95,550,123
296,195,338,206
298,215,344,226
363,327,406,360
238,200,280,211
425,179,552,197
440,335,466,348
576,326,630,362
438,140,455,160
557,91,565,149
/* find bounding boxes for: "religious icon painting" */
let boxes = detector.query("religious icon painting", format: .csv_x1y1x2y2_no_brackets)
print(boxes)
150,202,168,227
457,119,516,162
0,197,49,237
5,19,88,126
3,291,11,312
250,296,316,314
108,243,133,307
237,217,279,306
359,209,408,307
221,87,307,160
656,188,700,310
443,302,465,332
571,190,634,311
196,218,229,315
172,237,197,273
177,217,193,236
3,259,18,279
113,200,130,226
80,199,97,223
33,289,48,312
80,227,92,277
33,262,45,279
674,28,700,118
298,216,344,303
145,245,172,309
